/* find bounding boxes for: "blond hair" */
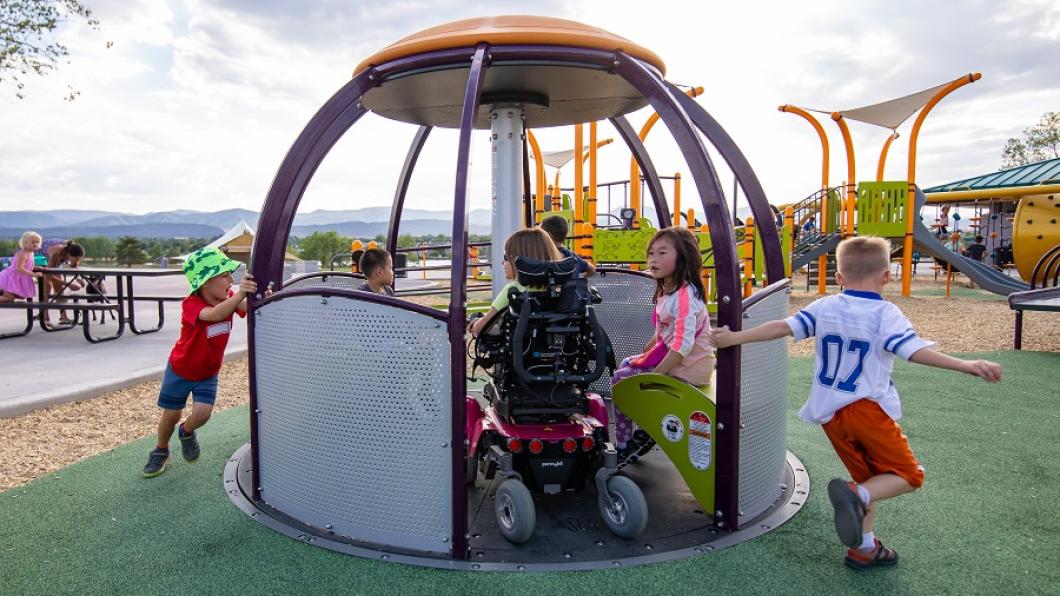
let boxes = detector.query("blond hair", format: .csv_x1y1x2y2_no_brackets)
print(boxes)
836,236,890,282
19,231,42,250
504,228,561,263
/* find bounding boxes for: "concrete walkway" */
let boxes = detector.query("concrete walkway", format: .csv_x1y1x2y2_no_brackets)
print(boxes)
0,273,440,417
0,275,247,417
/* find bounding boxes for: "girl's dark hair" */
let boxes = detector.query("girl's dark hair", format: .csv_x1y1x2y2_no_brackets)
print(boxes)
64,240,85,258
648,227,705,302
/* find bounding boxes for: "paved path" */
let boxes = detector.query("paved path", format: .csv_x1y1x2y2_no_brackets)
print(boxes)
0,273,435,417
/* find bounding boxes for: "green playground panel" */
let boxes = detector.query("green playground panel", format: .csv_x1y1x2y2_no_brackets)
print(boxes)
612,373,716,513
593,218,657,262
824,188,841,234
857,181,908,238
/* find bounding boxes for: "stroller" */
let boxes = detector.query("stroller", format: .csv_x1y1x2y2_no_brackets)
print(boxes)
465,256,648,544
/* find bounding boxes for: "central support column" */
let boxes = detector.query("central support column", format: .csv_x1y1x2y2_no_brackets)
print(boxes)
491,104,526,295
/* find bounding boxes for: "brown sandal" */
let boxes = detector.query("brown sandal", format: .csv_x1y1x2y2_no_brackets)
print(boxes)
827,478,867,548
845,538,899,570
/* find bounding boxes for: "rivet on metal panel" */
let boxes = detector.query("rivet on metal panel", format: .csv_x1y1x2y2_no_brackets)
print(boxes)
441,441,449,447
717,422,725,431
325,523,333,530
442,537,449,542
721,295,731,304
320,298,328,305
743,313,750,319
739,423,746,429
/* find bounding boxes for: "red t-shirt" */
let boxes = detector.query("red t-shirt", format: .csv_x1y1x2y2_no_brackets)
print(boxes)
169,292,245,381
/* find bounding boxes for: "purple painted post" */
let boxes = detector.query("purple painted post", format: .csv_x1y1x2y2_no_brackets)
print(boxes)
387,125,433,256
610,115,671,228
668,85,786,283
248,69,376,502
447,43,488,560
611,51,744,529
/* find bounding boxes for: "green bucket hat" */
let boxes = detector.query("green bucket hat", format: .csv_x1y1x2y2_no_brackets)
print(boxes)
183,247,241,294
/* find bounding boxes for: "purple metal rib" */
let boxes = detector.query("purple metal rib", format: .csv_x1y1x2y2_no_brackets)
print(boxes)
257,286,447,321
447,43,488,560
387,126,433,256
668,85,785,283
611,50,744,529
249,67,376,503
522,136,533,227
610,115,671,228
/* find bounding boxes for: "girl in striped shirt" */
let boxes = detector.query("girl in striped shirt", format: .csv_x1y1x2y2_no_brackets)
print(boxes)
612,228,714,457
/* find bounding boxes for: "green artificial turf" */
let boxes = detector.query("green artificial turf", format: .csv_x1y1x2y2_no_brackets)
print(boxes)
1,351,1057,594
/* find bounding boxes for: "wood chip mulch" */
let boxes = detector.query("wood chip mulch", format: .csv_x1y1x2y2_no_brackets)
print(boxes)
1,280,1055,492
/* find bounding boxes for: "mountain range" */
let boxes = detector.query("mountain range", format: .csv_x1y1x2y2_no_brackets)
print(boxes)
0,208,493,240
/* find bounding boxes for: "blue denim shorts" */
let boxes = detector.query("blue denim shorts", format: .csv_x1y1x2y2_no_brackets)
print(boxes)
157,363,219,410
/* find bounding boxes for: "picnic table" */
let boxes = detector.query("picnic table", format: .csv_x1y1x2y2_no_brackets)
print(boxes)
0,266,186,343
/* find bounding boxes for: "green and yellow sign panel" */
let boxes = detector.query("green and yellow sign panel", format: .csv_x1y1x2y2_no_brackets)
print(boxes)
612,373,716,513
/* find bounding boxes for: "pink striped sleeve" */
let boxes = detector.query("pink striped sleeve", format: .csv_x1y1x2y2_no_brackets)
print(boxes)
668,285,696,355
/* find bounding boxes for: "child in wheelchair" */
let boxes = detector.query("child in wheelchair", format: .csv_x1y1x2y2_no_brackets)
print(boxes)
465,229,646,543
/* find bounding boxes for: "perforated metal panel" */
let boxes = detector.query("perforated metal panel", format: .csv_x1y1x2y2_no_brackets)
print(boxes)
587,271,657,397
253,293,452,553
737,287,790,523
284,273,364,290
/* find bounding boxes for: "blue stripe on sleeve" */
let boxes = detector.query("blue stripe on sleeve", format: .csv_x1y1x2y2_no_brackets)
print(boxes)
793,313,810,337
796,312,813,336
801,310,816,327
884,328,913,351
891,333,918,354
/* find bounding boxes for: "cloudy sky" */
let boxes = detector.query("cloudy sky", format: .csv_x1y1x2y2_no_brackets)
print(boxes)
1,0,1058,219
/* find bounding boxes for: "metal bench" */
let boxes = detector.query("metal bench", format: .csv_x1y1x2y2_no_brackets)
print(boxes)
1008,286,1060,349
0,300,123,343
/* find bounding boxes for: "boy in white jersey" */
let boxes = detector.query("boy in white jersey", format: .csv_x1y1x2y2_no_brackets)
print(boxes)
711,237,1001,570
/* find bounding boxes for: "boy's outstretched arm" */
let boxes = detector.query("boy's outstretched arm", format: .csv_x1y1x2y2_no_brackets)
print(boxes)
908,347,1002,383
710,320,793,348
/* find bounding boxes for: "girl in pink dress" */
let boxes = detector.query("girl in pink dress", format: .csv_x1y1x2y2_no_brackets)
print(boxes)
0,231,43,302
611,228,715,459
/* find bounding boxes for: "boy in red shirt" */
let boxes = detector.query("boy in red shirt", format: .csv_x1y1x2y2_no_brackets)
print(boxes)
143,248,256,477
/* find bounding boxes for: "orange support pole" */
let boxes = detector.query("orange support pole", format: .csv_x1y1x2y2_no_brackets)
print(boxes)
686,208,694,229
552,172,561,211
574,123,584,225
588,122,598,230
672,173,682,227
780,105,830,294
743,216,755,298
830,113,857,239
902,73,982,297
527,129,546,219
876,131,899,181
631,86,703,221
784,206,795,277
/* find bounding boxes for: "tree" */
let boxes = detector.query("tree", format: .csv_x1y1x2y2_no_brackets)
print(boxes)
1,0,102,100
114,236,145,267
1001,112,1060,169
297,231,350,265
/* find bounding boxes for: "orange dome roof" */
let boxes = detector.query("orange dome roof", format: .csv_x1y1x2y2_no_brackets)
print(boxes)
354,15,665,76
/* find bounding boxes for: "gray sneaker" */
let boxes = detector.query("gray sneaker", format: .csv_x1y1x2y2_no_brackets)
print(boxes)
143,448,169,478
177,425,200,462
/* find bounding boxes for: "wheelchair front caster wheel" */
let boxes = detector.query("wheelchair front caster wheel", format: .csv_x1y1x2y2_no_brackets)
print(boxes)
495,479,535,544
598,475,648,539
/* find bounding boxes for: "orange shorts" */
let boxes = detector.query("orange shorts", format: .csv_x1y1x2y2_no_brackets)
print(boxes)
822,399,925,488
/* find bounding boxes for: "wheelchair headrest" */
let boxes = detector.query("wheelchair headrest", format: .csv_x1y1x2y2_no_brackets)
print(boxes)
514,256,578,286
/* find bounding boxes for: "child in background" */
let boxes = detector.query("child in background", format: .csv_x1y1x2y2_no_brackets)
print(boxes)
539,215,596,277
470,228,560,337
711,236,1001,570
143,248,256,478
357,248,396,296
610,227,714,464
0,231,43,303
44,240,86,324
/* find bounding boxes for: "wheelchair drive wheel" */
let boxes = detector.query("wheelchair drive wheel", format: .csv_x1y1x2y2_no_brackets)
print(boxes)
597,475,648,539
495,479,536,544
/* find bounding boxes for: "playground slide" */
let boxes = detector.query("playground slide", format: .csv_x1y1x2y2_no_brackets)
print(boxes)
912,188,1028,295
